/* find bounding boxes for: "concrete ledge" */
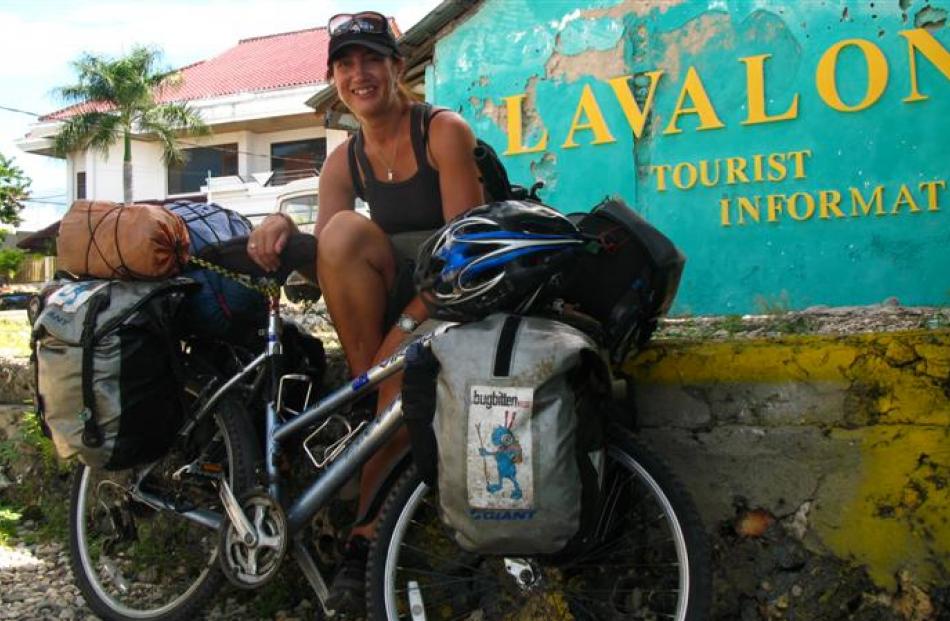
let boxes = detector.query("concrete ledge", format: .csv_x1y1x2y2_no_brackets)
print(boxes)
625,329,950,591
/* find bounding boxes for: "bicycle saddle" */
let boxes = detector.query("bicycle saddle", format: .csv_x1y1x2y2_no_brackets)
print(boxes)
195,232,317,286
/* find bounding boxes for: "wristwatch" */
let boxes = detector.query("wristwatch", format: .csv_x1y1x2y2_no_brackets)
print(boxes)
396,313,420,334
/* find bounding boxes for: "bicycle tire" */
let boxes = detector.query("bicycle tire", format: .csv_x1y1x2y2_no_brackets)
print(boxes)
367,425,712,620
68,396,260,621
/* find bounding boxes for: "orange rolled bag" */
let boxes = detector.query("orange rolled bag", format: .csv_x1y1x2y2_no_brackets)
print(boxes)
57,200,191,279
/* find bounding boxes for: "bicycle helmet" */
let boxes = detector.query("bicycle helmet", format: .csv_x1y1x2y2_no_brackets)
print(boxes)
415,201,585,321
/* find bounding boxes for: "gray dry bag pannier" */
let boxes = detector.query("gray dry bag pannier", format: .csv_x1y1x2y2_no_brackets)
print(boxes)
32,278,194,470
426,313,607,555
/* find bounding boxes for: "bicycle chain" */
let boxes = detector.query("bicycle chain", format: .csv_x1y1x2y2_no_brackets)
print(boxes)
187,255,282,298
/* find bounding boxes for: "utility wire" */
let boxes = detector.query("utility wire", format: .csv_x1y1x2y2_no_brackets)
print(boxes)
0,105,40,117
22,198,69,206
24,193,66,201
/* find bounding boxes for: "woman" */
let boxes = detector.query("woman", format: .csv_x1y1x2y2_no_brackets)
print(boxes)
248,10,484,614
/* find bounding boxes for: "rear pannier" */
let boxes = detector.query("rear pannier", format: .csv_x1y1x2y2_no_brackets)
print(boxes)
32,278,195,470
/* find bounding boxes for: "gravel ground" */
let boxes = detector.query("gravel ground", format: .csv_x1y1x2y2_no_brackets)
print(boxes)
0,531,321,620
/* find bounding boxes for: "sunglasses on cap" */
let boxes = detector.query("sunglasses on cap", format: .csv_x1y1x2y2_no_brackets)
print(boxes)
328,11,389,37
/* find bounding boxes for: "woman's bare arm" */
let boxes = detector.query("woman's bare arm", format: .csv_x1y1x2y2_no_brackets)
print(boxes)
315,139,358,237
427,110,485,222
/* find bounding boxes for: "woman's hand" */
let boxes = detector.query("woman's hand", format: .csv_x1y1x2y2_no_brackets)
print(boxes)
248,214,296,272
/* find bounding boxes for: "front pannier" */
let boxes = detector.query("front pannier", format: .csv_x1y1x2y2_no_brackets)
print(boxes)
32,278,195,470
412,314,607,555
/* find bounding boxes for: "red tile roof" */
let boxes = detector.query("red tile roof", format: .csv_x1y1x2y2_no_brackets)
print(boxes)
44,25,339,120
165,27,332,101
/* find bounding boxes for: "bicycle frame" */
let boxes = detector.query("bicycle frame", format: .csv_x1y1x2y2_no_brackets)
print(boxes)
143,295,452,605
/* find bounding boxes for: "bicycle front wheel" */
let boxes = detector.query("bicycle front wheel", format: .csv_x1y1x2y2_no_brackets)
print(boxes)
68,397,259,621
367,426,712,620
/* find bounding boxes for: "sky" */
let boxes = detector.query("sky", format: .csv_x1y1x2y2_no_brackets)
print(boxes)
0,0,443,231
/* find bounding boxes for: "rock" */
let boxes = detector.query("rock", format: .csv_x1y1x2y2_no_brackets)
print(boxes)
785,501,811,540
735,508,775,538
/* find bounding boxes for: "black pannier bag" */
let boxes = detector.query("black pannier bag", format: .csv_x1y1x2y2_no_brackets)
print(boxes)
32,278,195,470
563,197,686,363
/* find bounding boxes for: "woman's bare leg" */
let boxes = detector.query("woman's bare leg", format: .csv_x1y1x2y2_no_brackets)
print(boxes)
317,211,396,376
318,212,416,541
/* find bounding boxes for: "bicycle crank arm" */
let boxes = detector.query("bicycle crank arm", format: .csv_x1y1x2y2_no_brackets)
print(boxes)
218,479,258,546
129,488,222,530
290,538,331,613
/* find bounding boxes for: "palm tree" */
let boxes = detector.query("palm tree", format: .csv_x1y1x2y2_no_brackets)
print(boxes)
53,45,210,205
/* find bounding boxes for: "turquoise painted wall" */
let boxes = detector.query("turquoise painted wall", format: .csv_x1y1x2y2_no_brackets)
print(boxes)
429,0,950,315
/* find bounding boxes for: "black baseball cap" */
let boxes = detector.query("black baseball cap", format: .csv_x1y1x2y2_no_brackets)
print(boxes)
327,11,401,63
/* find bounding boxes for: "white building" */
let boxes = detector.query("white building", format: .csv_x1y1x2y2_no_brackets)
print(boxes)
17,26,355,225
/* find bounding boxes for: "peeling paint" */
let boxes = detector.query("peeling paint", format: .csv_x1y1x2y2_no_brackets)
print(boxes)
521,75,545,138
529,152,557,188
657,13,736,79
915,6,949,30
583,0,684,20
544,45,627,82
556,16,625,55
471,96,506,131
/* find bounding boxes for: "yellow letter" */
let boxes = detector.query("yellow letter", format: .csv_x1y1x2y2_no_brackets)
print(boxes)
767,194,785,222
562,85,616,149
673,162,698,190
699,159,721,187
851,186,886,216
727,157,749,184
738,196,761,224
663,67,725,134
751,154,766,182
652,164,672,191
787,150,812,179
741,54,800,125
819,190,845,218
816,39,889,112
720,197,732,226
503,94,548,155
919,179,946,211
900,29,950,103
892,184,922,213
788,192,816,221
767,153,788,182
607,71,664,139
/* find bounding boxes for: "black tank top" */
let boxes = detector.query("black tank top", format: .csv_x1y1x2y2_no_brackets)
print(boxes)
347,103,445,235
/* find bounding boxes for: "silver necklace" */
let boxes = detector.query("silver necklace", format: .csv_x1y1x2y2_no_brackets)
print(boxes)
381,136,399,181
377,108,406,181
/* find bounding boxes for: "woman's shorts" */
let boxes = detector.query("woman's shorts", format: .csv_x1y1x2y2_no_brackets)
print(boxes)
383,228,438,330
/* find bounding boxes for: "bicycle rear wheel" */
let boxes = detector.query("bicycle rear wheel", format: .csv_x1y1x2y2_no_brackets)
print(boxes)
367,426,712,620
68,397,259,621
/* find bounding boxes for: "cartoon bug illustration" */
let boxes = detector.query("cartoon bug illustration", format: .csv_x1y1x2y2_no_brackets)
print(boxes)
477,411,524,500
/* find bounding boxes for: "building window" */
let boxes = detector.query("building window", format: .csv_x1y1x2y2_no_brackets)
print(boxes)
76,172,86,200
270,138,326,185
167,143,238,195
